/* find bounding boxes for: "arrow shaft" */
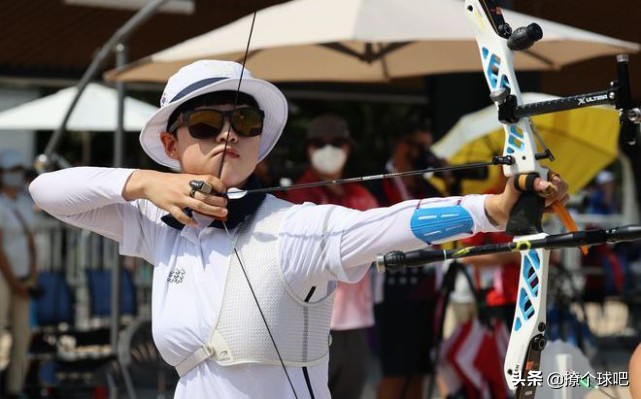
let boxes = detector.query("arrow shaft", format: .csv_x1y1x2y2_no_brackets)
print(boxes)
236,156,513,197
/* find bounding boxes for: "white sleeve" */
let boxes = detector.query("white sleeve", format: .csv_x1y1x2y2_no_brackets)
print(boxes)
280,194,499,285
29,167,160,262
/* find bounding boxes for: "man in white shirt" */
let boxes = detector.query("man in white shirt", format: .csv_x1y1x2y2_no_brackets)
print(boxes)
0,150,37,399
29,60,568,399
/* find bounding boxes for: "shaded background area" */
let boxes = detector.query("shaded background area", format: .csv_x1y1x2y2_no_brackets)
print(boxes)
0,0,641,174
1,0,640,263
1,0,639,96
3,0,639,183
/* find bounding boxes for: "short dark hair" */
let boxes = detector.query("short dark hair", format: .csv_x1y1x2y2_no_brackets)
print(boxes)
401,120,431,136
396,120,432,144
166,90,259,132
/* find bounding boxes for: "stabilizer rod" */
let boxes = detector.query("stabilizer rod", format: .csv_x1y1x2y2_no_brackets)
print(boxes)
376,225,641,273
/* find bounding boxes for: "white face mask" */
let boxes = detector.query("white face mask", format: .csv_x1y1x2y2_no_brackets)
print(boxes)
310,145,347,175
2,171,25,189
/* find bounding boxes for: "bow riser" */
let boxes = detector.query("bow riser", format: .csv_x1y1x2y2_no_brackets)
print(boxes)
465,0,550,393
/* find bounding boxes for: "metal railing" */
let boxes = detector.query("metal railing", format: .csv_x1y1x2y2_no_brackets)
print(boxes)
32,216,152,330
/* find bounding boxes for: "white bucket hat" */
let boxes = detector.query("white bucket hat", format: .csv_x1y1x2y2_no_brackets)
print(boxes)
139,60,288,169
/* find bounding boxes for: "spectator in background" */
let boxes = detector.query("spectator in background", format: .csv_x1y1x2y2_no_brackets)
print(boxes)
0,150,38,399
587,170,619,215
368,121,451,205
367,122,448,399
285,114,379,399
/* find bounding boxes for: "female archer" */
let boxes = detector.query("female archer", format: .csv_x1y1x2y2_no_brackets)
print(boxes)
29,60,567,398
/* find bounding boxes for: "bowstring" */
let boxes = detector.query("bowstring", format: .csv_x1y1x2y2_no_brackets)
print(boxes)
216,10,299,398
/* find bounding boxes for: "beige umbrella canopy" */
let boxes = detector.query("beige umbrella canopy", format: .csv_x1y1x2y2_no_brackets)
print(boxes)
106,0,640,83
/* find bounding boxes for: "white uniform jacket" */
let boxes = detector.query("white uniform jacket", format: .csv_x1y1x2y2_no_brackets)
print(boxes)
29,167,500,399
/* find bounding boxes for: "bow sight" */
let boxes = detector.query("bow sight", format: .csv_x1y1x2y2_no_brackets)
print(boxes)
491,54,641,145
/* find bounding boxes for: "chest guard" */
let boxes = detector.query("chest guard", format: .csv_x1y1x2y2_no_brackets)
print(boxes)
176,196,335,376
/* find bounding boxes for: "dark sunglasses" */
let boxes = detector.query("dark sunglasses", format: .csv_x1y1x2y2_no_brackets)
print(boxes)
308,138,350,148
169,107,265,139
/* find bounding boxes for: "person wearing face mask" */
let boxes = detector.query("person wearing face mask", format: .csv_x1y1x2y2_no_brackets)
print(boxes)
285,113,379,399
368,122,449,205
0,150,37,399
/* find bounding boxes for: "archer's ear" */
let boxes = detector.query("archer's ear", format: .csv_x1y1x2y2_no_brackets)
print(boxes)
160,132,179,160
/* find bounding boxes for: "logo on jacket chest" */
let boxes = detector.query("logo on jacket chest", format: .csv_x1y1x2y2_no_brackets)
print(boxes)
167,268,186,284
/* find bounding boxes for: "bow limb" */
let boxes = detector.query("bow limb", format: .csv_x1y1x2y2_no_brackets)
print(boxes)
465,1,556,396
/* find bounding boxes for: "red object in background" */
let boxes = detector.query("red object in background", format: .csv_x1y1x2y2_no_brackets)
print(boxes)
441,319,511,398
462,231,519,307
92,386,108,399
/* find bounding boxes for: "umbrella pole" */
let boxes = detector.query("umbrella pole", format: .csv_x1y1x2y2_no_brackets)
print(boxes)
41,0,172,168
114,43,127,168
109,43,127,395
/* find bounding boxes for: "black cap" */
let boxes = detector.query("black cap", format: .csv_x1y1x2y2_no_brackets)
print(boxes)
306,114,351,141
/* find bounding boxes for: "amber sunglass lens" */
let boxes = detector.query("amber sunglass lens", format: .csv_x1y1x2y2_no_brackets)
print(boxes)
187,110,224,139
232,108,264,137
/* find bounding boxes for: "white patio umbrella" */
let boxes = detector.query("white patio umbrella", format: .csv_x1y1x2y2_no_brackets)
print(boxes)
0,83,158,131
106,0,639,83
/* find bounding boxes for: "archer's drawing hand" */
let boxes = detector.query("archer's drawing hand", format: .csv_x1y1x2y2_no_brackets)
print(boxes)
123,170,228,226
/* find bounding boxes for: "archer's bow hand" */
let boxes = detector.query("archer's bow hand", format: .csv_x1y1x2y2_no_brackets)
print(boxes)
484,174,569,229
